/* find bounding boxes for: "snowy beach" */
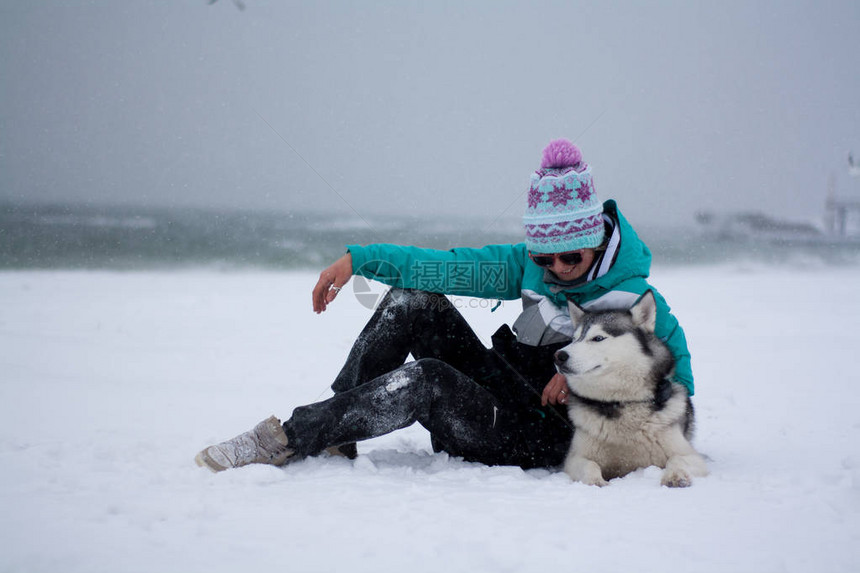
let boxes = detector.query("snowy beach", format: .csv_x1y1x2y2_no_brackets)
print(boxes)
4,0,859,569
1,266,859,573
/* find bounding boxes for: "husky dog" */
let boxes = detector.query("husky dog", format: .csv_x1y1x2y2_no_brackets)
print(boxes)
554,291,708,487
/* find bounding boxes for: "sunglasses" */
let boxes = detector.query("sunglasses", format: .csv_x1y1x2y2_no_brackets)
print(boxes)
529,251,583,267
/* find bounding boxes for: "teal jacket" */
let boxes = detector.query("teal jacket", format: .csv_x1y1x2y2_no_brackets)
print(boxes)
347,200,694,395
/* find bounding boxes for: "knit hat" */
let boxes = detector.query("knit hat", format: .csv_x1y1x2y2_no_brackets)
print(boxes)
523,139,604,253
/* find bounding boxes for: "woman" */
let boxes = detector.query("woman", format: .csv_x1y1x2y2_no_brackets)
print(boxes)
195,139,693,472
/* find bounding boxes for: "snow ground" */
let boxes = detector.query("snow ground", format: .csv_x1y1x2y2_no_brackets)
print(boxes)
1,267,859,573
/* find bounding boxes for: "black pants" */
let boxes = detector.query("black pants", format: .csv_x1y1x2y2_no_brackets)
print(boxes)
282,289,572,469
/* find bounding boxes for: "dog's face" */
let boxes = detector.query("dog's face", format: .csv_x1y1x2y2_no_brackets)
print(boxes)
554,291,665,402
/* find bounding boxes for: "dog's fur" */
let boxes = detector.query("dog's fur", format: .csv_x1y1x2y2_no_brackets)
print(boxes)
554,291,708,487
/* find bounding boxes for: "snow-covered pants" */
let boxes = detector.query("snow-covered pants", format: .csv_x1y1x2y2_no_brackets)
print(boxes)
282,289,573,469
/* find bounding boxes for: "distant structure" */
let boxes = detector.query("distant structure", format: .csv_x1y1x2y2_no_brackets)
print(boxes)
824,153,860,236
697,152,860,243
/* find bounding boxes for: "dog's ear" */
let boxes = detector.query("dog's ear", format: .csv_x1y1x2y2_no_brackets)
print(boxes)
630,290,657,332
567,299,587,326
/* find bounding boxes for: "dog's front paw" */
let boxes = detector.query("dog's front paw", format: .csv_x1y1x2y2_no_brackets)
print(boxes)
661,453,707,487
564,456,609,487
583,474,609,487
661,468,692,488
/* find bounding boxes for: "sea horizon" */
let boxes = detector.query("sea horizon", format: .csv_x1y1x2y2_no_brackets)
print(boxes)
3,199,860,271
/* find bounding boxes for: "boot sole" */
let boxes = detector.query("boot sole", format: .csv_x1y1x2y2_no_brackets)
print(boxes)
195,450,227,473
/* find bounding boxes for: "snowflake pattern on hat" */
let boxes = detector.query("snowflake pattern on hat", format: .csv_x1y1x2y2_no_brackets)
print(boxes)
547,185,574,208
576,179,593,203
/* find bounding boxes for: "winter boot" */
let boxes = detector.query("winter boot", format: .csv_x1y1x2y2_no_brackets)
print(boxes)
195,415,294,472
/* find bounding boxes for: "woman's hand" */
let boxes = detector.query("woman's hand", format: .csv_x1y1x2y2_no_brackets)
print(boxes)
541,372,571,406
312,253,353,314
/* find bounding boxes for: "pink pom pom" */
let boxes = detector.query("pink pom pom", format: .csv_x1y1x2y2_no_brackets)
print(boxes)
540,139,582,169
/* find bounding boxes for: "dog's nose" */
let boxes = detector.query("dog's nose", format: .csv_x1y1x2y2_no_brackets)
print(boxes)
554,350,568,365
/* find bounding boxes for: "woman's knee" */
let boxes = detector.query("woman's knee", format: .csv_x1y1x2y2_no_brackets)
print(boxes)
381,289,451,315
408,357,452,376
404,358,466,396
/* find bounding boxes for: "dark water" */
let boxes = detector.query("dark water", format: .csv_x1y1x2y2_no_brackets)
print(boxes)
2,201,859,270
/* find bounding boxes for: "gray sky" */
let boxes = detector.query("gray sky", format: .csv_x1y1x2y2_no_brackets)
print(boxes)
1,0,858,228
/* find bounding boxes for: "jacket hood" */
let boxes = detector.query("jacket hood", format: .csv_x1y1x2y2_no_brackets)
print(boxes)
564,200,652,296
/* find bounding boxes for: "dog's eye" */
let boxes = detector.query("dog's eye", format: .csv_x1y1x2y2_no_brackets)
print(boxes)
590,335,606,342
